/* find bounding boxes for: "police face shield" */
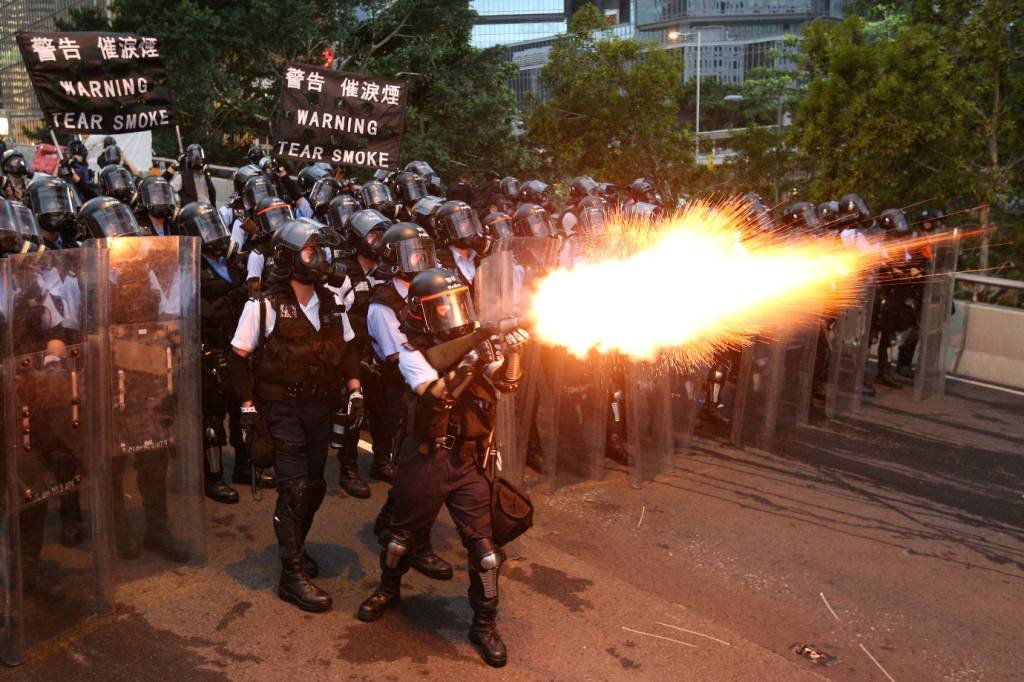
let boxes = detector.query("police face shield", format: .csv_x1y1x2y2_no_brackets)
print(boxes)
327,200,355,231
882,211,909,239
422,286,476,338
485,214,514,241
31,184,79,232
447,208,483,244
397,175,427,204
362,182,395,212
99,145,121,167
100,165,135,202
397,237,436,276
243,177,277,212
10,202,43,251
256,201,294,235
139,181,177,218
520,211,553,238
308,178,338,215
191,208,231,256
84,201,142,239
5,153,28,176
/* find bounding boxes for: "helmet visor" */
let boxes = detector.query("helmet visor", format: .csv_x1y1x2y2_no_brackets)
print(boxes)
32,184,78,216
362,183,394,208
140,181,176,210
397,238,436,275
244,177,276,210
578,205,606,234
448,208,482,240
422,287,475,334
9,203,43,246
398,176,427,203
308,178,337,209
0,202,26,252
257,202,294,233
485,215,514,240
521,212,552,237
89,202,141,237
191,206,230,245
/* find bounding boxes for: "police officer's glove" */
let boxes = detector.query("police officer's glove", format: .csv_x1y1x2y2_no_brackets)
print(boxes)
345,388,365,430
494,329,530,391
57,158,73,181
239,405,259,443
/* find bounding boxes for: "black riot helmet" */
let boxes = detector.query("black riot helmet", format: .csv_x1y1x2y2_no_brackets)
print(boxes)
918,208,946,232
838,193,872,227
348,208,392,259
243,175,278,213
513,203,554,238
499,176,522,202
308,176,341,217
482,211,514,241
521,179,550,208
569,176,599,202
405,160,441,194
185,143,206,170
78,196,142,239
597,182,622,209
878,208,909,238
28,175,79,237
67,138,88,163
270,218,345,286
630,178,660,205
361,180,397,218
326,194,360,232
410,195,445,238
2,200,43,252
375,222,436,281
232,164,262,194
394,171,428,206
297,164,329,195
176,201,231,257
574,194,607,236
781,202,821,231
407,268,477,341
254,196,294,236
436,200,484,248
246,143,267,165
102,136,116,148
0,199,27,254
2,150,28,177
99,163,136,202
817,200,841,227
99,144,122,167
741,192,771,231
135,175,178,218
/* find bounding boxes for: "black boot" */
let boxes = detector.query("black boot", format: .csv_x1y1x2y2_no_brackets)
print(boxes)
60,493,85,548
338,447,371,498
409,529,453,581
143,521,191,563
368,452,396,483
299,479,327,579
358,551,406,622
468,556,507,668
275,479,332,612
205,446,240,504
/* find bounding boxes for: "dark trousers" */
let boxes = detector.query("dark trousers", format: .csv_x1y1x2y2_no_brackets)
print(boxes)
364,364,410,462
389,436,492,548
266,398,331,483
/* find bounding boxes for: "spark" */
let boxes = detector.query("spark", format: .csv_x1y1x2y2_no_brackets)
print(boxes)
528,198,879,366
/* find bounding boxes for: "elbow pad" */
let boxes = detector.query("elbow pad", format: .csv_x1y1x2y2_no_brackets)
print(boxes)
227,351,255,405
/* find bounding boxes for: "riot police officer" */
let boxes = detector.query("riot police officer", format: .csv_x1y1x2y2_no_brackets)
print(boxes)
405,160,442,196
177,202,243,504
874,208,916,388
393,171,428,219
228,219,360,612
134,176,179,236
2,149,32,201
27,175,81,249
98,164,136,203
362,180,400,220
178,143,216,205
895,208,946,378
61,138,96,202
435,200,489,288
358,268,528,668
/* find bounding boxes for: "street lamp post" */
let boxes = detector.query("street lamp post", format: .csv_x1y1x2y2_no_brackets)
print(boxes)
668,29,702,159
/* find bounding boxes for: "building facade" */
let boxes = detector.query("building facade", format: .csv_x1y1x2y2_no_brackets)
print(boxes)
0,0,108,142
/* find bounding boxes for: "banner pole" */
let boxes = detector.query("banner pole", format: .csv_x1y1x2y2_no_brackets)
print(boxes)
174,124,185,156
49,129,66,161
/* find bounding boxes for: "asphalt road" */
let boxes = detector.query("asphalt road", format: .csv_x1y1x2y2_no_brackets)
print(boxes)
10,380,1023,680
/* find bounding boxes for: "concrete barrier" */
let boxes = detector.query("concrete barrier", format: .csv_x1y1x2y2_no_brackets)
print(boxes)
948,300,1024,391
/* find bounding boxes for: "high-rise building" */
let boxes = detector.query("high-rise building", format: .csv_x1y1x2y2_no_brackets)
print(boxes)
0,0,108,141
503,0,843,106
471,1,630,49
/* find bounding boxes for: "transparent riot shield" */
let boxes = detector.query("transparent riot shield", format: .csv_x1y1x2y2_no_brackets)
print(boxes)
728,336,778,450
474,250,524,486
1,249,113,666
825,277,876,418
914,230,960,401
533,346,609,491
86,236,205,578
769,317,819,438
671,365,707,451
625,360,674,488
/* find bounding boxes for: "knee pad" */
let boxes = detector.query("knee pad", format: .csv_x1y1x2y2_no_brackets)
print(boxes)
469,537,503,602
382,528,417,569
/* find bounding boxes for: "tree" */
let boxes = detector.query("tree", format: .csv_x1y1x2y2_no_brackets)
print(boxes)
526,4,694,200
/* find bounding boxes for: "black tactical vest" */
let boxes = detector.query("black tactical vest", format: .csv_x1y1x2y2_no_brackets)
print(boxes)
254,283,347,400
342,254,374,340
199,259,242,349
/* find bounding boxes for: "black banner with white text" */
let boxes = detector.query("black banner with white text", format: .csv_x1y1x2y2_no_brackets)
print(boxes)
16,31,176,134
274,63,407,169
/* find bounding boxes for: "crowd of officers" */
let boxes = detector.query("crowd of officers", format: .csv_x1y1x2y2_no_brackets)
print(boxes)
0,138,945,668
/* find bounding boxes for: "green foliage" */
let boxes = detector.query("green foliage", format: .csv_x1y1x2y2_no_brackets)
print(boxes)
55,0,531,179
526,4,694,200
